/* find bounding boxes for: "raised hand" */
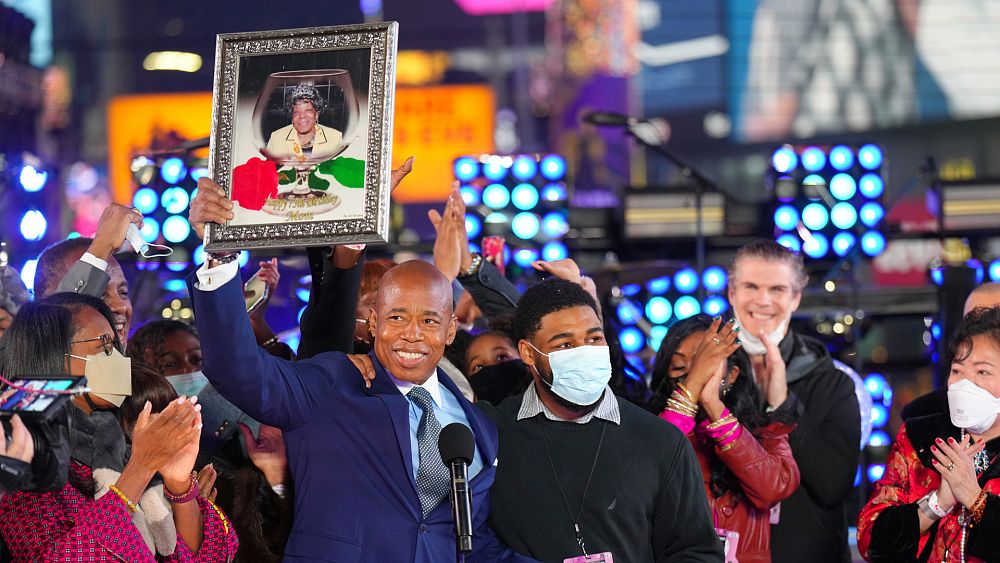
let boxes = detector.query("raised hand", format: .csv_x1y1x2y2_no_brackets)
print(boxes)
931,434,986,509
189,177,235,241
390,156,415,193
752,331,788,409
684,318,740,401
129,397,202,479
531,259,582,285
428,185,466,281
88,203,145,260
239,423,288,487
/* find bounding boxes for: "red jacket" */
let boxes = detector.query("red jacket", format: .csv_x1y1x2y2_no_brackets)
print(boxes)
0,462,239,562
686,423,800,563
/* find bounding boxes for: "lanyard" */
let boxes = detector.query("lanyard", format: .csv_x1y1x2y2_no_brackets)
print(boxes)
539,420,608,557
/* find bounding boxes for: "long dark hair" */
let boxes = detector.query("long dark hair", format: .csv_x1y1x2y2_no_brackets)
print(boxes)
649,314,770,498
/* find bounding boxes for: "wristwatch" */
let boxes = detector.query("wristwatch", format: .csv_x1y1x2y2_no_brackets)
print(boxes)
459,253,483,278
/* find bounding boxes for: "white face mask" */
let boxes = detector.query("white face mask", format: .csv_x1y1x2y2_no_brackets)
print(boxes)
527,343,613,406
167,370,209,398
948,379,1000,434
733,313,787,356
69,348,132,407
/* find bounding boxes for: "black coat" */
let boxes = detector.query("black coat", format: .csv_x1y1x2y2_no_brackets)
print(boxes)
769,330,862,563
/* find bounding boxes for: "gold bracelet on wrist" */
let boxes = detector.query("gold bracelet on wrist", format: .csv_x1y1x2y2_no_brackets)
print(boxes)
715,423,741,443
664,399,697,417
707,414,738,430
676,383,697,404
970,490,990,524
108,484,139,513
719,440,739,452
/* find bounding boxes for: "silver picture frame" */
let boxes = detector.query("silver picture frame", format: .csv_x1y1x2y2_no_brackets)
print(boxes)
205,22,398,251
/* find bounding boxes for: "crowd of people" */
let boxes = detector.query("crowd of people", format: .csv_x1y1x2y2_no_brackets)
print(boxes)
1,161,999,563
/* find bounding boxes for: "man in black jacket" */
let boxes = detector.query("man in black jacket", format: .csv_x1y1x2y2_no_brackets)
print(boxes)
728,240,861,563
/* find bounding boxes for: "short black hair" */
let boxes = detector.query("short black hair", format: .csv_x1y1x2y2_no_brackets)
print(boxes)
950,306,1000,363
512,279,599,343
34,237,95,299
127,320,199,371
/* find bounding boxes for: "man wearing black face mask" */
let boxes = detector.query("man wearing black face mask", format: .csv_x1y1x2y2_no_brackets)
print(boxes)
477,280,723,562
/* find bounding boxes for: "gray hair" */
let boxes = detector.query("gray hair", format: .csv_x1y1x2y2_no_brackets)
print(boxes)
284,84,328,118
729,239,809,293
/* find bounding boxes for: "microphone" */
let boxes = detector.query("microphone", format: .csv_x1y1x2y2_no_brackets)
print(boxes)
439,423,475,555
581,111,642,127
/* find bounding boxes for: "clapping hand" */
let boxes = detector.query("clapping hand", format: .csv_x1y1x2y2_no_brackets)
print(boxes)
751,331,788,409
428,184,472,281
931,434,986,509
684,318,740,402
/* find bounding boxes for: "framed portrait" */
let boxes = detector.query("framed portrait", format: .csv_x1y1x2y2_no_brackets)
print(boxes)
204,22,398,251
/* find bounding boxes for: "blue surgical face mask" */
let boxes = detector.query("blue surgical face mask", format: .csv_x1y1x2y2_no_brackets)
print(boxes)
167,370,209,398
526,342,612,406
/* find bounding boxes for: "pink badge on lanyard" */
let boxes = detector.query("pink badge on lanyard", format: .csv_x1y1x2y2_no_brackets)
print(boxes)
564,553,614,563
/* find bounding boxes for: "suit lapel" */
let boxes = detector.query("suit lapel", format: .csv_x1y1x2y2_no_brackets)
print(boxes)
315,125,329,145
364,352,419,499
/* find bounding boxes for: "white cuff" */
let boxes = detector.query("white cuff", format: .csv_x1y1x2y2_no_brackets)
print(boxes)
80,252,109,272
195,260,240,291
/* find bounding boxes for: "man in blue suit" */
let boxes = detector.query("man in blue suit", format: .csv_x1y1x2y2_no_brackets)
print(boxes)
187,218,534,561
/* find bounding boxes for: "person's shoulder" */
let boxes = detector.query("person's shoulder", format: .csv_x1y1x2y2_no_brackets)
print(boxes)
475,393,524,424
267,123,294,140
617,397,686,444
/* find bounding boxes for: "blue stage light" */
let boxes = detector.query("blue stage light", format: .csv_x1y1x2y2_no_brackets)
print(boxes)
617,301,641,325
160,157,187,184
703,296,729,316
296,287,311,302
859,202,885,228
19,210,47,241
801,203,830,230
298,306,307,324
541,212,569,238
930,267,944,286
829,145,855,171
861,231,887,257
649,325,668,352
140,218,160,243
859,173,884,199
468,242,481,255
454,157,479,181
511,212,541,240
622,284,641,297
483,184,511,209
646,276,670,295
164,279,187,293
867,464,886,482
673,268,699,294
969,259,986,284
619,327,646,354
67,232,81,239
193,244,206,265
801,146,826,172
133,188,159,214
189,167,210,182
19,165,47,192
776,234,801,252
483,159,508,181
855,466,862,487
541,241,568,261
990,259,1000,282
865,374,888,397
161,187,190,214
238,251,250,268
674,296,701,320
858,144,883,170
829,173,858,200
19,259,38,291
511,183,540,211
162,215,191,243
868,430,891,448
702,266,727,293
541,183,567,202
830,202,858,229
540,155,567,180
802,174,826,190
464,213,482,239
513,247,539,267
871,404,889,427
931,323,942,341
802,233,830,259
165,261,189,273
512,155,538,181
771,146,798,173
460,185,481,206
773,205,799,231
645,297,672,324
832,231,856,257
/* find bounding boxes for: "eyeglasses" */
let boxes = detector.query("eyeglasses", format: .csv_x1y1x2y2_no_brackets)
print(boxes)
71,334,115,356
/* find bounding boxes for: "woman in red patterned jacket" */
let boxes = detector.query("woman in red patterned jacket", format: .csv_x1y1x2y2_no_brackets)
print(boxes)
858,307,1000,562
0,293,238,562
649,315,800,563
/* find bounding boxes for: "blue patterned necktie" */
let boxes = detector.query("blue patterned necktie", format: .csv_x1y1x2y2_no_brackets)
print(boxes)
407,387,451,517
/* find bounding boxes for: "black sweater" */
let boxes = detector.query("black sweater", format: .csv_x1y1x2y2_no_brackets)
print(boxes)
769,330,861,563
478,393,723,563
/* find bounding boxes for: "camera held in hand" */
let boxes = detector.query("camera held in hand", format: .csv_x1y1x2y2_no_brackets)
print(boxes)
0,376,83,494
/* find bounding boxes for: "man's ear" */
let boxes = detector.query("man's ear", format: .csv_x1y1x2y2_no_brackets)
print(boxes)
367,311,376,339
446,315,458,345
518,339,537,368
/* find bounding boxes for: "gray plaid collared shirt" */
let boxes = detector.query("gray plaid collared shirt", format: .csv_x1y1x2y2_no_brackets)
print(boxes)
516,382,620,425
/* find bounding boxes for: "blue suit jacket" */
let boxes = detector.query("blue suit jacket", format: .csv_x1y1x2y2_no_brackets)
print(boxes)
188,273,535,563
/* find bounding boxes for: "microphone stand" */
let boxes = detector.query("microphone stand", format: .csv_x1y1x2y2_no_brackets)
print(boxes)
623,123,724,300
